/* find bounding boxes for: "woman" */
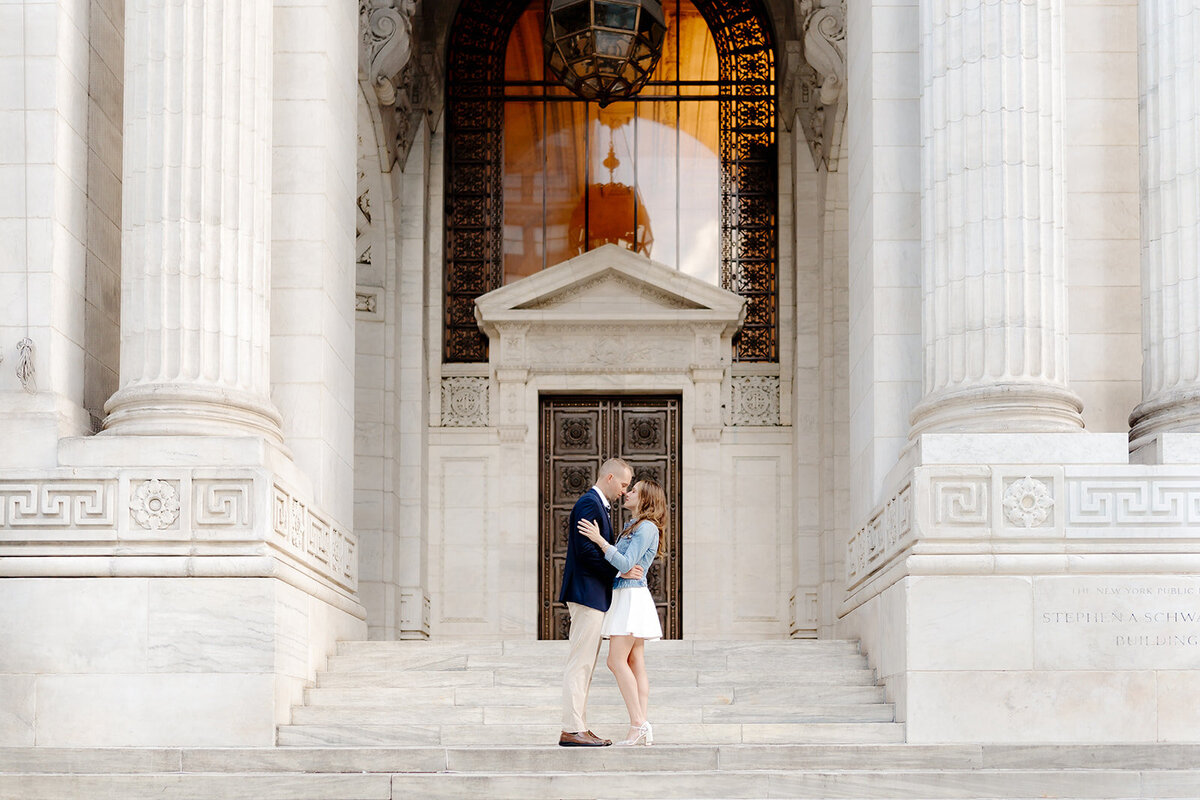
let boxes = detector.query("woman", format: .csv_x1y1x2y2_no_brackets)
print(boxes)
578,478,666,746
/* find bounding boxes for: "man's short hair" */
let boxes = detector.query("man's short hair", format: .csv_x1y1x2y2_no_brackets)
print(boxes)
599,457,632,480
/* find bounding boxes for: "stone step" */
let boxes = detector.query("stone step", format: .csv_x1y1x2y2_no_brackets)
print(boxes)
276,722,908,746
324,652,870,672
314,667,881,689
385,768,1191,800
302,684,889,707
290,702,895,726
5,744,1200,774
4,767,1194,800
334,639,863,656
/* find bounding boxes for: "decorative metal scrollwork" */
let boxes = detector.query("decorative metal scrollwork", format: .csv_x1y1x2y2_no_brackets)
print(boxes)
444,0,776,363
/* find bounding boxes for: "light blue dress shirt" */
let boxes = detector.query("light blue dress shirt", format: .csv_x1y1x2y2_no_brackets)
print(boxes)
603,520,659,590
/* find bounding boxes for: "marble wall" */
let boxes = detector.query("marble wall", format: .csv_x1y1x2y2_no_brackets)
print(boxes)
845,0,923,522
0,577,362,746
1064,0,1142,432
0,0,96,467
271,0,359,526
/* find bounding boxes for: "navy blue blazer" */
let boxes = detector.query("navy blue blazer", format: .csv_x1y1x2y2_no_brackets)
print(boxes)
558,488,618,612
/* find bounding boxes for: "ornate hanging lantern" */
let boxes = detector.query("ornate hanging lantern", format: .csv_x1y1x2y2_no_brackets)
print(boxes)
544,0,668,107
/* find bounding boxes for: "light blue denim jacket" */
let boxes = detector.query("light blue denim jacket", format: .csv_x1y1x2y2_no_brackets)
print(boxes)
604,520,659,590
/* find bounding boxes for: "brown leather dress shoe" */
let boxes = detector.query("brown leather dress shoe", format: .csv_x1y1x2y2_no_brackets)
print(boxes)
558,730,611,747
585,730,612,746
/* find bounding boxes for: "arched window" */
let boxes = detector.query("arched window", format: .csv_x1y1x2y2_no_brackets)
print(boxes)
445,0,776,362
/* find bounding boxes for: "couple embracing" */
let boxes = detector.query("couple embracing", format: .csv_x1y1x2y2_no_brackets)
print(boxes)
558,458,665,748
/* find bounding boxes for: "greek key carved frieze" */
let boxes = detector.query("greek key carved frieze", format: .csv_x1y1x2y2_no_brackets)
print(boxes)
1067,478,1200,527
272,483,358,590
932,478,989,526
441,377,488,427
0,481,117,528
731,376,780,426
851,468,1200,588
1,472,355,591
846,483,912,586
194,480,253,528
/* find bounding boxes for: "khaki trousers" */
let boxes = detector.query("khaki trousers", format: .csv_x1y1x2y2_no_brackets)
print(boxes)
562,601,605,732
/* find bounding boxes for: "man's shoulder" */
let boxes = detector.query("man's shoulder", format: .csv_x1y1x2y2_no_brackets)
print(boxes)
572,490,602,512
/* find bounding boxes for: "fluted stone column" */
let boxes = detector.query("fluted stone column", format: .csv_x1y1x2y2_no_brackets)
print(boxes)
909,0,1085,435
1128,0,1200,448
103,0,283,442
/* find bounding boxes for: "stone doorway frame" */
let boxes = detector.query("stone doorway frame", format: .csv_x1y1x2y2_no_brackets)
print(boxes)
538,394,683,640
473,245,746,638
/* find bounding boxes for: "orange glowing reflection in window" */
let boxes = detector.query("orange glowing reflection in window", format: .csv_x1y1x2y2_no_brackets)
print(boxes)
502,0,720,286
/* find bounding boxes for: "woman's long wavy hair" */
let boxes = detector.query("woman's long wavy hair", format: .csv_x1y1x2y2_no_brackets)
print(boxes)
619,478,667,558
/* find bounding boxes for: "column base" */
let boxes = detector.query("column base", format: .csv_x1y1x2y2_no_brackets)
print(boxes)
1129,389,1200,454
1131,432,1200,465
908,382,1084,437
103,383,284,445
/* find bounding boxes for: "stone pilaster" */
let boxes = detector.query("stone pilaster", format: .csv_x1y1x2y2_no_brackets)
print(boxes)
103,0,282,442
1128,0,1200,449
908,0,1084,435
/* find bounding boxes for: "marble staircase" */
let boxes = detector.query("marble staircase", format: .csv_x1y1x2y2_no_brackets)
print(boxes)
278,639,904,746
3,641,1198,798
2,743,1199,798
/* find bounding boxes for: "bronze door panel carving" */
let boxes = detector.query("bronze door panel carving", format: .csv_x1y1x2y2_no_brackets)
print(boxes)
540,395,682,639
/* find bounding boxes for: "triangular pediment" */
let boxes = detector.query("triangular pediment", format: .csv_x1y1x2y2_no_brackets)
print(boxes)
475,245,746,326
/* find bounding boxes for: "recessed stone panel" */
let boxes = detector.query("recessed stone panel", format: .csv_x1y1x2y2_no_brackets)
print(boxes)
1033,576,1200,670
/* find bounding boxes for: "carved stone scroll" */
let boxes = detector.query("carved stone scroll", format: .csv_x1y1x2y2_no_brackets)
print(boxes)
359,1,416,105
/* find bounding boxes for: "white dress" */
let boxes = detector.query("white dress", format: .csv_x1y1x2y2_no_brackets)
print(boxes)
601,585,662,640
599,520,663,640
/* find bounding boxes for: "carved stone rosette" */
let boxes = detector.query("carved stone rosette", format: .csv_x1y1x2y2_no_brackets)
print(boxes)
732,376,781,426
1002,477,1054,529
130,479,181,530
441,377,489,427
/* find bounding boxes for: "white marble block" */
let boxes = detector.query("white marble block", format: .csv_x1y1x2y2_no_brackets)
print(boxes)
846,573,1200,743
0,577,363,746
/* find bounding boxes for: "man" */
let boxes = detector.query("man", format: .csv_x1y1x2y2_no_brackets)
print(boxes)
557,457,641,747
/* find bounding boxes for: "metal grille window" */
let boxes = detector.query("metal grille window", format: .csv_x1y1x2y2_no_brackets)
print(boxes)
445,0,776,362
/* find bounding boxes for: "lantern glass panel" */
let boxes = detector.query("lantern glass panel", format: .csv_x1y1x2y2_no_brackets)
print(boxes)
595,2,639,29
555,2,592,34
594,31,632,58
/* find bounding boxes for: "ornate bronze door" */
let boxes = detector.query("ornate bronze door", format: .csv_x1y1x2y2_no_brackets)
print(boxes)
540,396,682,639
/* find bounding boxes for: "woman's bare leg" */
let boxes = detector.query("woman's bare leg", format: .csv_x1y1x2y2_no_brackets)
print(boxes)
606,635,645,727
628,638,649,722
